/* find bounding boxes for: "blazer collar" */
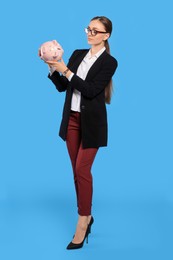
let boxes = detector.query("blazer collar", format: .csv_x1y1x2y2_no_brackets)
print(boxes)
85,50,107,79
70,50,88,73
70,49,108,75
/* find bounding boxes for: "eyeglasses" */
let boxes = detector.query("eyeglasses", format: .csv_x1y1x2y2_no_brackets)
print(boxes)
84,27,107,36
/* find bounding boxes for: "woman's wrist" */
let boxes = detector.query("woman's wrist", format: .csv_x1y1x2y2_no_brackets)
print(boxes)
65,70,72,79
60,66,73,80
62,67,69,76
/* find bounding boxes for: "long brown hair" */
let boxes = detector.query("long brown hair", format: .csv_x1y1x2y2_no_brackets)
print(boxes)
91,16,113,104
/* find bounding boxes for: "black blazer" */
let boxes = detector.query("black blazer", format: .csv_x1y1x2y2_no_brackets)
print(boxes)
48,49,118,148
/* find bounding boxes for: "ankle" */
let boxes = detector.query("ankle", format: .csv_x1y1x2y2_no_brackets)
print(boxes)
87,215,91,223
78,215,88,229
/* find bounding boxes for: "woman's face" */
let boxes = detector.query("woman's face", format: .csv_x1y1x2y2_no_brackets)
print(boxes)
86,20,110,46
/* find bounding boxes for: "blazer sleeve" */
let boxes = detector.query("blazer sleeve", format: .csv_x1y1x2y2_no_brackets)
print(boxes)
69,56,118,99
48,71,68,92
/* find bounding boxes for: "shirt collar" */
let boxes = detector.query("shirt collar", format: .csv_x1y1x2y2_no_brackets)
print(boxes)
86,46,106,59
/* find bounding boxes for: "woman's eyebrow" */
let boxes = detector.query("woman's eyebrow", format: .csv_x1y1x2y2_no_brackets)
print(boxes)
88,26,99,30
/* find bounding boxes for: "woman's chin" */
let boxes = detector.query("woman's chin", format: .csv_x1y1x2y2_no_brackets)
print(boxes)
87,39,92,45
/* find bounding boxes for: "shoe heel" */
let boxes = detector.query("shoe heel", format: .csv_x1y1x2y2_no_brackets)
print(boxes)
86,233,89,244
88,216,94,234
88,225,91,234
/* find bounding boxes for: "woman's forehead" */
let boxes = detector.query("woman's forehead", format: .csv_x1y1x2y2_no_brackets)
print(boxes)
88,20,104,30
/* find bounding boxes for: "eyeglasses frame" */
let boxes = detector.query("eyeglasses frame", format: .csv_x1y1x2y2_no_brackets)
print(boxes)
85,27,108,36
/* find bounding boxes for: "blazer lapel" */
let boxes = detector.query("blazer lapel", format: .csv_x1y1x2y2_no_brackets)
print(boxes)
70,50,88,73
85,50,107,80
69,49,108,79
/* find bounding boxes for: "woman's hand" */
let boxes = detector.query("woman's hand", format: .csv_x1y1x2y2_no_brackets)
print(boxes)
45,59,67,74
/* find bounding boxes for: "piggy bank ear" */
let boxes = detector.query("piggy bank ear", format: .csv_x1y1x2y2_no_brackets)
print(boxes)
52,40,58,45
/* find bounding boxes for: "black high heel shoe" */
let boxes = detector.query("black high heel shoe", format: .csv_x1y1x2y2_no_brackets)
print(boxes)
66,225,90,250
88,216,94,234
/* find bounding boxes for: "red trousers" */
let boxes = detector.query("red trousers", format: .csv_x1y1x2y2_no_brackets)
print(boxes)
66,111,98,216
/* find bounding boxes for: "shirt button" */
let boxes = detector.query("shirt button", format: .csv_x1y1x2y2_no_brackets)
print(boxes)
81,105,85,109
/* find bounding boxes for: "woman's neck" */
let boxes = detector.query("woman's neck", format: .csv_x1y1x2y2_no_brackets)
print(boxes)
90,43,105,56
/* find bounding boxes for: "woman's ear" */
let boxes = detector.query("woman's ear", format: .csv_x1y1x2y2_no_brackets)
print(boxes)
104,33,110,41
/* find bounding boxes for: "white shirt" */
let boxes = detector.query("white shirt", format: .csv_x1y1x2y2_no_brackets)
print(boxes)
71,47,106,112
49,47,106,112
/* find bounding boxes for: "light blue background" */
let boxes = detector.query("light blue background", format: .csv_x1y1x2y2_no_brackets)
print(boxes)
0,0,172,259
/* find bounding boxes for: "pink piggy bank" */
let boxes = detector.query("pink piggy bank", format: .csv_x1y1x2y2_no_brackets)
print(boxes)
39,40,64,61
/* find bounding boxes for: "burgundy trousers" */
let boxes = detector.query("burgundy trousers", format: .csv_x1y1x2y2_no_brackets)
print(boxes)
66,111,98,216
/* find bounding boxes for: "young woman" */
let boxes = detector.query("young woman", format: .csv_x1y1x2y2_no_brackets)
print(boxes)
45,16,118,249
